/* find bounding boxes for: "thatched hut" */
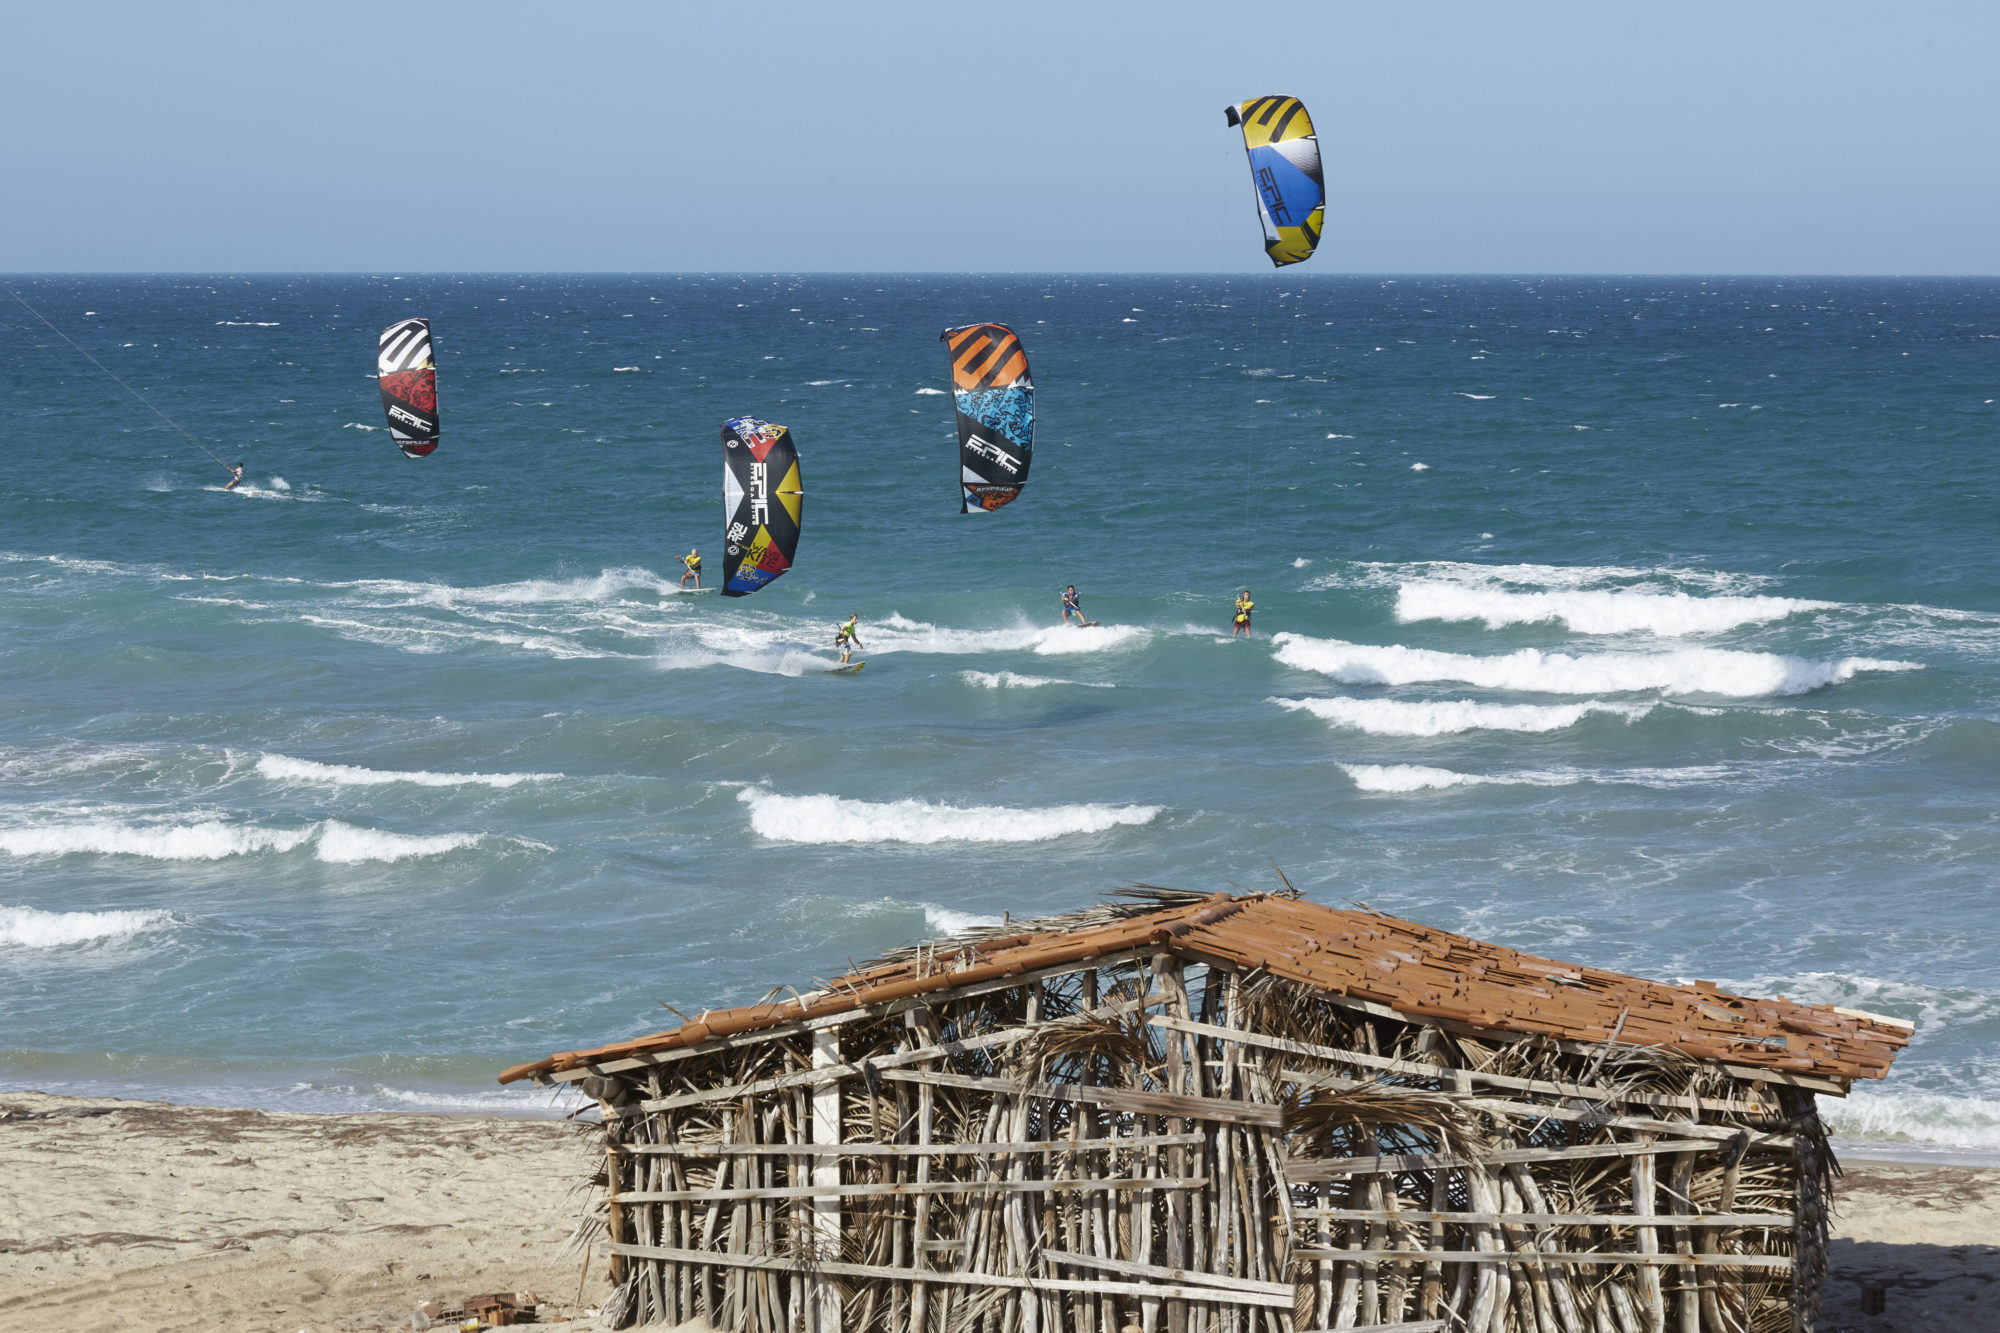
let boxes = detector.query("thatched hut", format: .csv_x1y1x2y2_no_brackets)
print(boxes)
501,889,1911,1333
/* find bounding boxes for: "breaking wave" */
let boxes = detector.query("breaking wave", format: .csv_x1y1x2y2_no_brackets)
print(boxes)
0,817,520,864
256,754,561,789
1338,763,1737,793
872,615,1149,658
925,905,1005,935
737,788,1162,845
1395,582,1830,636
345,566,679,607
1270,633,1916,698
1273,695,1650,736
312,822,488,864
1340,764,1585,793
1824,1090,2000,1153
961,671,1111,690
1310,561,1776,597
0,904,178,950
0,819,314,860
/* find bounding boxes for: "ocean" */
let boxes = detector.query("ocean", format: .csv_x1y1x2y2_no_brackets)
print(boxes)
1,273,1996,1155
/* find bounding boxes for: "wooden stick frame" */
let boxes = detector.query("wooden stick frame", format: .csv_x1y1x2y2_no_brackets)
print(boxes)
546,953,1828,1333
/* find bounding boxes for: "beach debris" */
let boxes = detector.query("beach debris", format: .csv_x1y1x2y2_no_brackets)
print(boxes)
0,1104,119,1122
464,1292,519,1326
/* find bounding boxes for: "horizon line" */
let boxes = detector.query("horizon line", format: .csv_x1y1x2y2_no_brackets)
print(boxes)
6,270,2000,281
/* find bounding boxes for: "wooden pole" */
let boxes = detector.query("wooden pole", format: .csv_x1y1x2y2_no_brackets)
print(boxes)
814,1027,844,1333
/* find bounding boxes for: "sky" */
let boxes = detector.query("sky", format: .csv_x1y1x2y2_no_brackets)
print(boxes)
5,1,1998,274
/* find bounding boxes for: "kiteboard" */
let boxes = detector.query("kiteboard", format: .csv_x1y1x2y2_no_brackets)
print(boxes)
830,661,867,674
679,587,717,595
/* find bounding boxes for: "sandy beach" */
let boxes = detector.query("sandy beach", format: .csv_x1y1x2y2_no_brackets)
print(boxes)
0,1091,609,1331
0,1090,1991,1332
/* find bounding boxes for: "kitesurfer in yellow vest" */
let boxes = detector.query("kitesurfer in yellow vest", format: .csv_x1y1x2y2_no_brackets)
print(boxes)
835,614,863,664
1233,590,1254,638
224,463,244,492
678,546,701,589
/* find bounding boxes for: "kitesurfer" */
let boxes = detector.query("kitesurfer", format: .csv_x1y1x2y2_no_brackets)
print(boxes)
678,547,702,589
1233,590,1255,638
835,614,863,665
224,463,244,492
1061,586,1083,625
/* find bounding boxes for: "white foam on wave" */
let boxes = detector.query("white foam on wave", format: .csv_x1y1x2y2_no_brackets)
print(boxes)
0,816,521,864
925,905,1005,935
256,754,560,789
1270,633,1916,698
961,671,1111,690
1339,761,1735,792
873,614,1150,658
344,566,678,607
299,613,630,662
0,904,178,949
1825,1090,2000,1152
367,1083,573,1113
211,483,315,502
313,821,486,864
654,622,835,677
0,819,314,860
1340,763,1585,792
737,788,1161,845
914,387,946,395
1275,695,1649,736
1396,581,1830,636
1311,561,1776,597
1721,971,1998,1040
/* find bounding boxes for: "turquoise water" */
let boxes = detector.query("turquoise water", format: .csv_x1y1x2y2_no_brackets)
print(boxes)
2,274,1996,1150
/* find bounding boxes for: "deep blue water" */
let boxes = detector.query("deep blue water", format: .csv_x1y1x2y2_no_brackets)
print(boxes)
1,274,1996,1150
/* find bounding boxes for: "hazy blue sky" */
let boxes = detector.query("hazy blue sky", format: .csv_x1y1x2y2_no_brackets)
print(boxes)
6,1,1998,273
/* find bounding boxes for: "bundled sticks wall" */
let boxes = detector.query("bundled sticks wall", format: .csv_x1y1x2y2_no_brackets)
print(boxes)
507,892,1911,1333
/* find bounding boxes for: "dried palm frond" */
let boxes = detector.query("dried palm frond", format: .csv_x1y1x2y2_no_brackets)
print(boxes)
1015,1013,1150,1083
1282,1079,1486,1162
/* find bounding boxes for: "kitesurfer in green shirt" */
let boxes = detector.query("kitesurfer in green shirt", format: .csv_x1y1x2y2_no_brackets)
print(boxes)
835,614,863,664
